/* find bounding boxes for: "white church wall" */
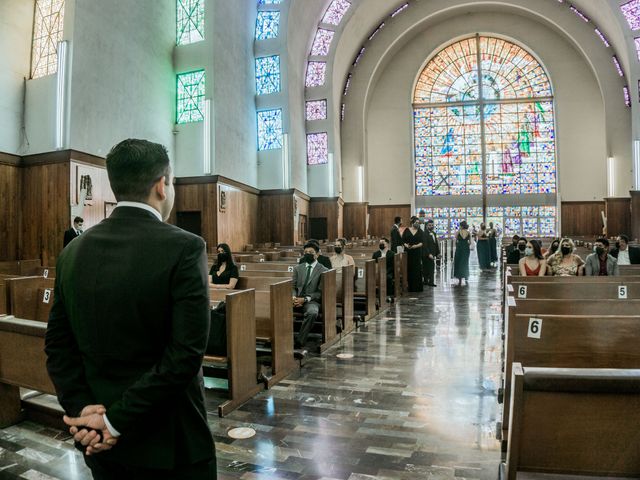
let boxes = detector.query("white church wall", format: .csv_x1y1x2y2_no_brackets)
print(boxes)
67,0,175,159
0,1,33,155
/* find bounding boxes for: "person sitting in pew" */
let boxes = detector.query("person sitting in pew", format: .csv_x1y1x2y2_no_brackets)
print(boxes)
372,237,395,295
292,242,328,348
542,237,560,259
518,239,546,276
546,237,585,276
585,237,619,276
610,234,640,265
209,243,239,289
506,236,527,265
330,238,356,270
298,239,332,269
505,234,520,259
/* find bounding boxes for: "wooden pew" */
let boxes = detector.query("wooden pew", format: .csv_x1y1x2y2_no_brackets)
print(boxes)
0,260,42,276
503,363,640,479
202,288,264,417
0,315,56,427
6,276,55,321
510,280,640,300
210,280,296,389
374,257,387,309
354,259,377,321
238,270,338,352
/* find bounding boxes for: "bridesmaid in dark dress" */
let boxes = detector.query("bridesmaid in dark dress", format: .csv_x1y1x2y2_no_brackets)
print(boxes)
453,221,471,285
402,216,425,292
476,223,492,270
209,243,239,289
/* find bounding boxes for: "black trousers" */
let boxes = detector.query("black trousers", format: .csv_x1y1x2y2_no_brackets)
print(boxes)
422,256,435,285
294,301,320,347
85,455,217,480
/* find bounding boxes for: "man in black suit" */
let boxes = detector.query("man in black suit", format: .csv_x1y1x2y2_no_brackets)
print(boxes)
422,219,440,287
63,216,84,248
610,234,640,265
297,239,332,269
372,237,395,296
390,216,403,253
292,242,328,348
505,234,520,260
45,139,216,479
507,236,527,265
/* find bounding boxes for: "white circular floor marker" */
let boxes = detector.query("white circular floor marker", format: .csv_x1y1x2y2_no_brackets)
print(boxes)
228,427,256,439
336,353,354,359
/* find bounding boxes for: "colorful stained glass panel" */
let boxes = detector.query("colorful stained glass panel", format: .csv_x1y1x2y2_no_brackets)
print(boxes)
177,70,205,123
322,0,351,25
257,109,283,150
621,0,640,30
255,11,280,40
311,29,335,56
307,132,328,165
305,61,327,87
306,100,327,121
177,0,204,45
255,55,280,95
31,0,65,78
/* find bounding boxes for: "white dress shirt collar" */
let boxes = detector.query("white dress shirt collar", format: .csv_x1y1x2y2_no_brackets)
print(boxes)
617,249,630,265
116,201,163,221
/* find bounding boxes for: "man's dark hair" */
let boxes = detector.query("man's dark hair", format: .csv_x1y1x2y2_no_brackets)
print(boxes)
303,241,320,253
381,237,389,243
596,237,609,247
518,237,527,243
73,216,83,224
512,235,520,241
394,216,401,224
106,139,171,202
426,219,434,224
618,234,629,243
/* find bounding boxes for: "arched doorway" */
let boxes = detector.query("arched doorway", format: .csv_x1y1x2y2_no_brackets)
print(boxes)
413,35,557,237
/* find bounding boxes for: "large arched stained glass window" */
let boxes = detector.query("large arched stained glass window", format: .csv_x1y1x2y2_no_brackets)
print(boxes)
413,36,558,237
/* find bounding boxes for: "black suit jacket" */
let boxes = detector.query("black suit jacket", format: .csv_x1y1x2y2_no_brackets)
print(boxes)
610,246,640,264
299,254,332,269
390,225,403,252
372,249,395,276
507,249,523,265
63,228,80,248
422,229,440,257
45,207,214,470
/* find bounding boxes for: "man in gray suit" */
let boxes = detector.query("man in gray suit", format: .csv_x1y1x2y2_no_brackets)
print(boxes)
292,241,328,348
585,237,619,276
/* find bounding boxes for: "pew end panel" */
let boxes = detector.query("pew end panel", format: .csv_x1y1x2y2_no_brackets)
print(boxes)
319,269,338,353
375,257,387,311
6,276,55,321
338,265,355,334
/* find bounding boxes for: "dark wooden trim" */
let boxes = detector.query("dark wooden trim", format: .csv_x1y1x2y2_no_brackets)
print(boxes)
561,200,604,205
368,203,411,209
260,189,296,196
293,189,310,201
344,202,369,206
69,150,106,168
175,175,260,195
21,150,70,166
310,197,344,206
0,152,21,166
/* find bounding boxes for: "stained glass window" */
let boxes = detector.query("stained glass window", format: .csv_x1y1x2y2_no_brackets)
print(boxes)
31,0,65,79
305,61,327,87
413,37,557,237
177,70,205,124
255,55,280,95
307,132,328,165
322,0,351,25
595,29,611,47
621,0,640,30
635,37,640,60
391,3,409,17
311,29,335,56
306,100,327,121
257,109,283,150
177,0,204,45
257,0,283,4
255,11,280,40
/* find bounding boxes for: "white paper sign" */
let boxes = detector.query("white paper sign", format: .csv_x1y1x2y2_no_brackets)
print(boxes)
240,264,247,271
43,289,52,304
517,285,527,299
618,285,628,299
43,269,49,278
357,268,364,279
287,266,294,272
507,284,514,293
259,258,265,263
527,317,542,339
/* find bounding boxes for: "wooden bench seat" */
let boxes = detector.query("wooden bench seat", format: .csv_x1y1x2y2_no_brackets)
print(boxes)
5,276,55,321
503,363,640,479
0,259,42,276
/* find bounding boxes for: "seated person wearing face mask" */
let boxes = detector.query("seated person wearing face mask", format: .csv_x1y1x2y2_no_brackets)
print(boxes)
547,238,585,276
543,238,560,259
610,234,640,265
507,237,528,265
209,243,239,289
330,238,356,270
298,239,332,269
292,242,328,348
585,237,619,276
372,237,395,295
518,239,547,276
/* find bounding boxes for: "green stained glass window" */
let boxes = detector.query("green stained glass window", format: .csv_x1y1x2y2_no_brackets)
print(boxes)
177,70,205,124
255,56,280,95
256,11,280,40
177,0,204,45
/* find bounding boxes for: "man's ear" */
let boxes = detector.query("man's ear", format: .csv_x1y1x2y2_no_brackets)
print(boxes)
154,176,167,200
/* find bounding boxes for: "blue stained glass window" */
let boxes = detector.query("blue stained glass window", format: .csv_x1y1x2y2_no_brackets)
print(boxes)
255,55,281,95
176,70,205,124
255,11,280,40
257,0,282,4
177,0,204,45
257,109,283,150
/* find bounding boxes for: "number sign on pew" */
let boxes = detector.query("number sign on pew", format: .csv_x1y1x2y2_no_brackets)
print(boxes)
287,266,294,273
42,289,52,304
43,269,49,278
527,317,542,339
619,285,628,299
357,268,364,279
240,264,247,271
517,285,527,299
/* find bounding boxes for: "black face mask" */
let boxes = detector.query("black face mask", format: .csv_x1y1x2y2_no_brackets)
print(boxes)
518,244,526,252
334,247,343,255
379,243,385,250
596,247,606,256
217,253,228,263
561,246,572,255
303,253,315,264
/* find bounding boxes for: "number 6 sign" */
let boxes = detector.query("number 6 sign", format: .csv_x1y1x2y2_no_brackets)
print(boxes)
528,318,542,339
518,285,527,299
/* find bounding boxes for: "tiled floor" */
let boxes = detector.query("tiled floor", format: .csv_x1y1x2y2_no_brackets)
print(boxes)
0,258,503,479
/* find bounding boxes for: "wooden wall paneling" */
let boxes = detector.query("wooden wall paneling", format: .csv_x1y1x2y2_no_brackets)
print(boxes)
605,198,631,237
343,202,368,239
560,201,605,238
631,191,640,242
294,192,309,246
0,163,21,260
258,193,294,245
367,204,412,239
216,182,258,252
309,197,343,242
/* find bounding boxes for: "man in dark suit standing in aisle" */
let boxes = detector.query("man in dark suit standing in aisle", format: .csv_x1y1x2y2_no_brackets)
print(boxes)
422,219,440,287
390,216,403,253
372,237,395,297
45,139,216,479
292,242,328,348
63,216,84,248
